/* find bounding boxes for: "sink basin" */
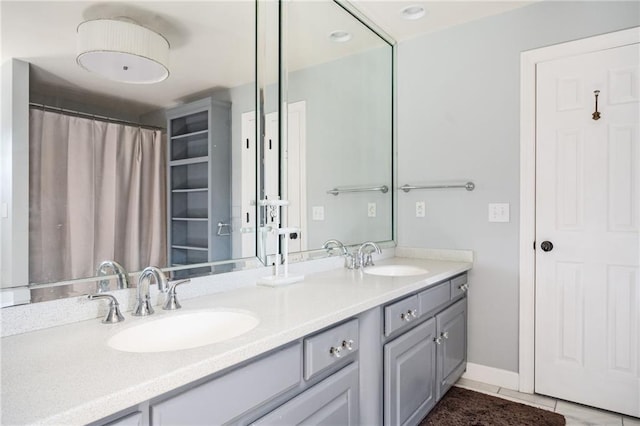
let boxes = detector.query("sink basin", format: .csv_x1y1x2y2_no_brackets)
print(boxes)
107,310,259,353
364,265,428,277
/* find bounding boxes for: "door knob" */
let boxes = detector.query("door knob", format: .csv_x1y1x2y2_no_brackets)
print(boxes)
540,241,554,252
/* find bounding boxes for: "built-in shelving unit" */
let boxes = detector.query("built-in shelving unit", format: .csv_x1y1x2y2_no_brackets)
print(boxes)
166,98,231,277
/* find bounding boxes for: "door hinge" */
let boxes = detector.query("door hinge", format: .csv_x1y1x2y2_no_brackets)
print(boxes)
533,241,536,250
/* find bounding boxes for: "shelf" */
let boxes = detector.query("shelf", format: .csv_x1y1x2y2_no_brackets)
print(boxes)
171,129,208,140
169,156,208,167
171,187,208,193
172,217,208,222
172,245,209,252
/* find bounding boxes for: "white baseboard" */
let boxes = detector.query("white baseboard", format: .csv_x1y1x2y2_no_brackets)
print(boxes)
462,362,520,391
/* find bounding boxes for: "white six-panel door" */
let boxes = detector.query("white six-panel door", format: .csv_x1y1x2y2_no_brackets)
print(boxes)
535,43,639,417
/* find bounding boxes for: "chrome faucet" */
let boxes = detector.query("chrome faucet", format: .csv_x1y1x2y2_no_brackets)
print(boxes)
87,293,125,324
357,241,382,269
95,260,130,293
163,279,191,310
133,266,168,316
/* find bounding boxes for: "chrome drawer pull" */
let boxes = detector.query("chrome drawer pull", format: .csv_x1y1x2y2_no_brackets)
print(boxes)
441,331,449,339
342,339,354,351
329,346,342,358
400,309,417,322
434,336,443,345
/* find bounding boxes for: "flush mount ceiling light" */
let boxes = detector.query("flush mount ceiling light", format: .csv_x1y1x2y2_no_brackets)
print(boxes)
328,30,352,43
77,19,169,84
400,5,426,20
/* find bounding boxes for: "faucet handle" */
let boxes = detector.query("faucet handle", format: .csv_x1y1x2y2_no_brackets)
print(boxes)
163,279,191,310
364,253,375,267
87,294,125,324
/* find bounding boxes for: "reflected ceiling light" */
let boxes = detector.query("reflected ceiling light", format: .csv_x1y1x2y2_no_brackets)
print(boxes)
329,30,352,43
400,5,426,20
77,19,170,84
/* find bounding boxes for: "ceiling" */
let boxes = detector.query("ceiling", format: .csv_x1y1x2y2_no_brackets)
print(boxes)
351,1,534,42
1,0,534,116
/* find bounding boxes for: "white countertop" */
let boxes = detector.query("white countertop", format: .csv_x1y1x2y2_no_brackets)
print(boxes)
1,257,471,425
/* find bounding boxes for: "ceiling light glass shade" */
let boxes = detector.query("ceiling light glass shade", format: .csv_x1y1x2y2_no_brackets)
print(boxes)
77,19,169,84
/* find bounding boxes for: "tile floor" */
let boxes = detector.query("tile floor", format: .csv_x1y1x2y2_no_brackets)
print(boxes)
454,378,640,426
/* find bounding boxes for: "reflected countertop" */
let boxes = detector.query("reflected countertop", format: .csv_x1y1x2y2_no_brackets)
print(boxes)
1,256,472,425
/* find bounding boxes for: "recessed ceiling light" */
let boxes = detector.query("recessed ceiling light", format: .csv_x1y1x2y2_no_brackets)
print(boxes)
328,30,352,43
400,5,426,20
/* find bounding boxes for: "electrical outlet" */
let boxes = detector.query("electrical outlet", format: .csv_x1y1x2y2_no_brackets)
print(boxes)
368,202,377,218
416,201,425,217
312,206,324,221
488,203,510,223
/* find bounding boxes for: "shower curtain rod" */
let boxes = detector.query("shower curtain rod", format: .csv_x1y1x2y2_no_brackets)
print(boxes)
29,102,164,131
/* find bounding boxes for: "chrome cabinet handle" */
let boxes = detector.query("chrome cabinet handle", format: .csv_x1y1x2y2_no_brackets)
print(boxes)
342,339,354,351
400,308,418,322
441,331,449,339
329,346,342,358
434,336,443,345
459,283,469,293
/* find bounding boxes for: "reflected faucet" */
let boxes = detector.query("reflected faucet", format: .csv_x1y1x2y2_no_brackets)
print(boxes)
322,239,354,269
96,260,130,293
322,239,348,256
357,241,382,269
133,266,168,316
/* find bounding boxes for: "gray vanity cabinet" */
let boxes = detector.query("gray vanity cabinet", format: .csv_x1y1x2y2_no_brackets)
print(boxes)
383,319,438,426
166,97,231,278
102,412,143,426
435,298,467,400
253,363,359,425
150,344,301,425
383,273,469,426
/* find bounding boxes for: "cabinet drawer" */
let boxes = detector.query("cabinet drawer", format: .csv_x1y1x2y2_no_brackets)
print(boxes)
418,281,450,316
384,295,420,336
304,319,359,380
150,344,301,425
450,274,468,299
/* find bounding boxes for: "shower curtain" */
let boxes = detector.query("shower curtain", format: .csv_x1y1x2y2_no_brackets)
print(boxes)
29,108,167,284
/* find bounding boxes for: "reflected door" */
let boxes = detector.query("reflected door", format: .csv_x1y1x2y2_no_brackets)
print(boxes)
535,43,639,417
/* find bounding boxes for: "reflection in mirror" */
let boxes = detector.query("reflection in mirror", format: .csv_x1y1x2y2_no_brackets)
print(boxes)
274,0,393,258
1,1,258,301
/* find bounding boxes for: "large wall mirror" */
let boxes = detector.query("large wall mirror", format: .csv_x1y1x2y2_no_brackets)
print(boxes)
1,1,259,301
1,0,394,304
260,0,394,261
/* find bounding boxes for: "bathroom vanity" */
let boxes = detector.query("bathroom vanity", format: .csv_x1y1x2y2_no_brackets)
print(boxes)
1,257,471,425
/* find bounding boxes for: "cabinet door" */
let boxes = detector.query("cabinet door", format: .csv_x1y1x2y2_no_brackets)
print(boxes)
384,319,437,426
436,298,467,400
253,363,359,426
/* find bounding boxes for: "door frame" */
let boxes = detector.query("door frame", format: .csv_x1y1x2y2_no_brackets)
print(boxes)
518,26,639,393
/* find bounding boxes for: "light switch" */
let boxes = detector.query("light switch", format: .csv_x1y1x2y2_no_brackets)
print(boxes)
415,201,425,217
312,206,324,221
368,202,377,218
488,203,510,223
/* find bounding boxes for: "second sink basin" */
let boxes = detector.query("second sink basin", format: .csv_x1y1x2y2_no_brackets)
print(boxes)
364,265,428,277
107,310,260,353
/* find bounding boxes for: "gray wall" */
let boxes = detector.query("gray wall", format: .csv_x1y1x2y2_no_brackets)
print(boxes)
226,47,394,252
288,48,393,249
397,1,640,373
